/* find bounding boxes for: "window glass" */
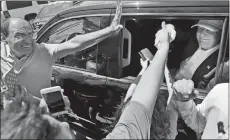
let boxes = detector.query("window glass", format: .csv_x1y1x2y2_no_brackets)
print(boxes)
37,3,72,18
37,1,48,5
6,1,32,10
39,16,111,75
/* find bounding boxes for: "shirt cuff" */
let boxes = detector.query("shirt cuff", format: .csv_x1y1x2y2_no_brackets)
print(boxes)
175,100,193,111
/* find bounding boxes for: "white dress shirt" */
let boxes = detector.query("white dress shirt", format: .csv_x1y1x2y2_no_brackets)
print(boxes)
175,45,219,80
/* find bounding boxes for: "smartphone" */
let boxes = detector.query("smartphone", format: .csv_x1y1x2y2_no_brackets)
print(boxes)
138,48,154,61
40,86,67,116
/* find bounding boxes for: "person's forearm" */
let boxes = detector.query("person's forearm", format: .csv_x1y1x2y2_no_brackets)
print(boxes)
131,43,169,118
176,100,206,133
55,26,115,59
124,67,147,102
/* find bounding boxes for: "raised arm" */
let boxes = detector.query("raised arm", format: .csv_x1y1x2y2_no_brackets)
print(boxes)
124,59,148,102
49,1,123,60
130,22,171,118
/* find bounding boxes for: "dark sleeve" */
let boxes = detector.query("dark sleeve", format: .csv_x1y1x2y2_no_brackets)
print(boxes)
105,101,151,139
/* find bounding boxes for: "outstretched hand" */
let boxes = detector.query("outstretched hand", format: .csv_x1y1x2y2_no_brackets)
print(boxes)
154,21,170,48
39,89,72,114
154,22,176,48
110,1,123,34
172,79,199,102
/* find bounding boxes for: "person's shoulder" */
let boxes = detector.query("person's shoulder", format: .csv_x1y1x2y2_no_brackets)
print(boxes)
35,43,54,52
34,42,45,50
212,83,228,93
207,83,228,101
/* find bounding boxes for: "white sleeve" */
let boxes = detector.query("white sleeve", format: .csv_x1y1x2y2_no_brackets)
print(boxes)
176,100,206,133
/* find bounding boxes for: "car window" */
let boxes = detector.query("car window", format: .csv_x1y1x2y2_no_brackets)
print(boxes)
37,1,48,5
6,1,32,10
39,16,111,74
122,17,225,90
37,3,72,18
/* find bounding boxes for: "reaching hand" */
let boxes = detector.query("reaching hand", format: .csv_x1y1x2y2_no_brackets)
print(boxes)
14,84,40,105
154,21,170,47
110,1,123,34
39,89,72,114
4,84,39,110
140,58,149,70
172,79,199,102
154,22,176,48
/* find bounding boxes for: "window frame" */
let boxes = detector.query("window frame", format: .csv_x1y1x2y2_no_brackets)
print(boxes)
36,9,228,95
213,17,229,85
120,14,228,95
37,1,49,5
37,15,112,74
6,1,32,10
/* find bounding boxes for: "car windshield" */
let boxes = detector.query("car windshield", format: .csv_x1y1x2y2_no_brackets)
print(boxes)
37,3,72,18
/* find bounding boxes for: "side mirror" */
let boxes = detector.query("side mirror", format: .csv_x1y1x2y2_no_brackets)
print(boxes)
122,27,132,68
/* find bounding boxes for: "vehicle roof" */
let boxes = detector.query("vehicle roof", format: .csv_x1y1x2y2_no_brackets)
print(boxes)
36,1,229,37
59,1,229,16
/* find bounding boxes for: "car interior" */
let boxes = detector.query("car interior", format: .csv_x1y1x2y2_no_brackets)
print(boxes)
121,18,197,77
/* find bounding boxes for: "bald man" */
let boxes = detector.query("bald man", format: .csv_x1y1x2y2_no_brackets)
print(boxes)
0,2,123,108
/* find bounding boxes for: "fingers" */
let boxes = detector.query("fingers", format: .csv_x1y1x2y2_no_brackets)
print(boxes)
63,95,70,107
193,89,199,97
118,25,123,30
39,98,49,113
166,24,176,42
173,79,195,101
161,21,166,30
154,30,161,46
140,58,143,64
187,80,194,94
114,1,122,24
117,1,122,23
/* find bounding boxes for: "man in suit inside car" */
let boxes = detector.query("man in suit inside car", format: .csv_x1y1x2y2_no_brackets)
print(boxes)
172,20,223,89
167,19,224,140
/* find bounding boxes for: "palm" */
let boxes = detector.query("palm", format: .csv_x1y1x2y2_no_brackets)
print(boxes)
110,1,123,33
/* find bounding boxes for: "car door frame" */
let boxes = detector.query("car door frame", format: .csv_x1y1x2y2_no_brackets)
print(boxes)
116,5,229,101
36,9,130,89
36,3,229,100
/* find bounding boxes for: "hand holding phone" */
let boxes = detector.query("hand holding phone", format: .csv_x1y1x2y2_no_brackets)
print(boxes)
138,48,154,61
40,86,68,116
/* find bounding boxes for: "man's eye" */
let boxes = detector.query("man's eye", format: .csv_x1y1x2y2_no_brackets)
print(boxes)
14,33,24,38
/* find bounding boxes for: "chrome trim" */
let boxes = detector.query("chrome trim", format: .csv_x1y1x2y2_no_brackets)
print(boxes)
37,12,228,40
112,13,228,17
214,17,229,85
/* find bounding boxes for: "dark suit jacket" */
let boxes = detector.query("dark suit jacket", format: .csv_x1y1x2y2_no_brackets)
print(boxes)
181,35,219,88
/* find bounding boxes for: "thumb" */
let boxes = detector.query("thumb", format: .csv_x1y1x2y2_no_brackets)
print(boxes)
161,21,166,29
193,89,199,97
118,25,123,30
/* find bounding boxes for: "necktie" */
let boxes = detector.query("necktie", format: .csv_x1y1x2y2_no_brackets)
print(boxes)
1,67,17,107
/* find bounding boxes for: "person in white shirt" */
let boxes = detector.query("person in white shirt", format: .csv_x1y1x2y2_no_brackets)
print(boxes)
172,79,228,139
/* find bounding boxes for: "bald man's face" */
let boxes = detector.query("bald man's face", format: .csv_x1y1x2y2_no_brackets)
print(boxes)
6,19,35,59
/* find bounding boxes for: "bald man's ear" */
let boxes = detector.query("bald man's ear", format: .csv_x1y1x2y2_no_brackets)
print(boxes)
1,33,7,42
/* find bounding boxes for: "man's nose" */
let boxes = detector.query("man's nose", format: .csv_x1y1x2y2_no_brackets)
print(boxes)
199,29,206,38
23,37,32,44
